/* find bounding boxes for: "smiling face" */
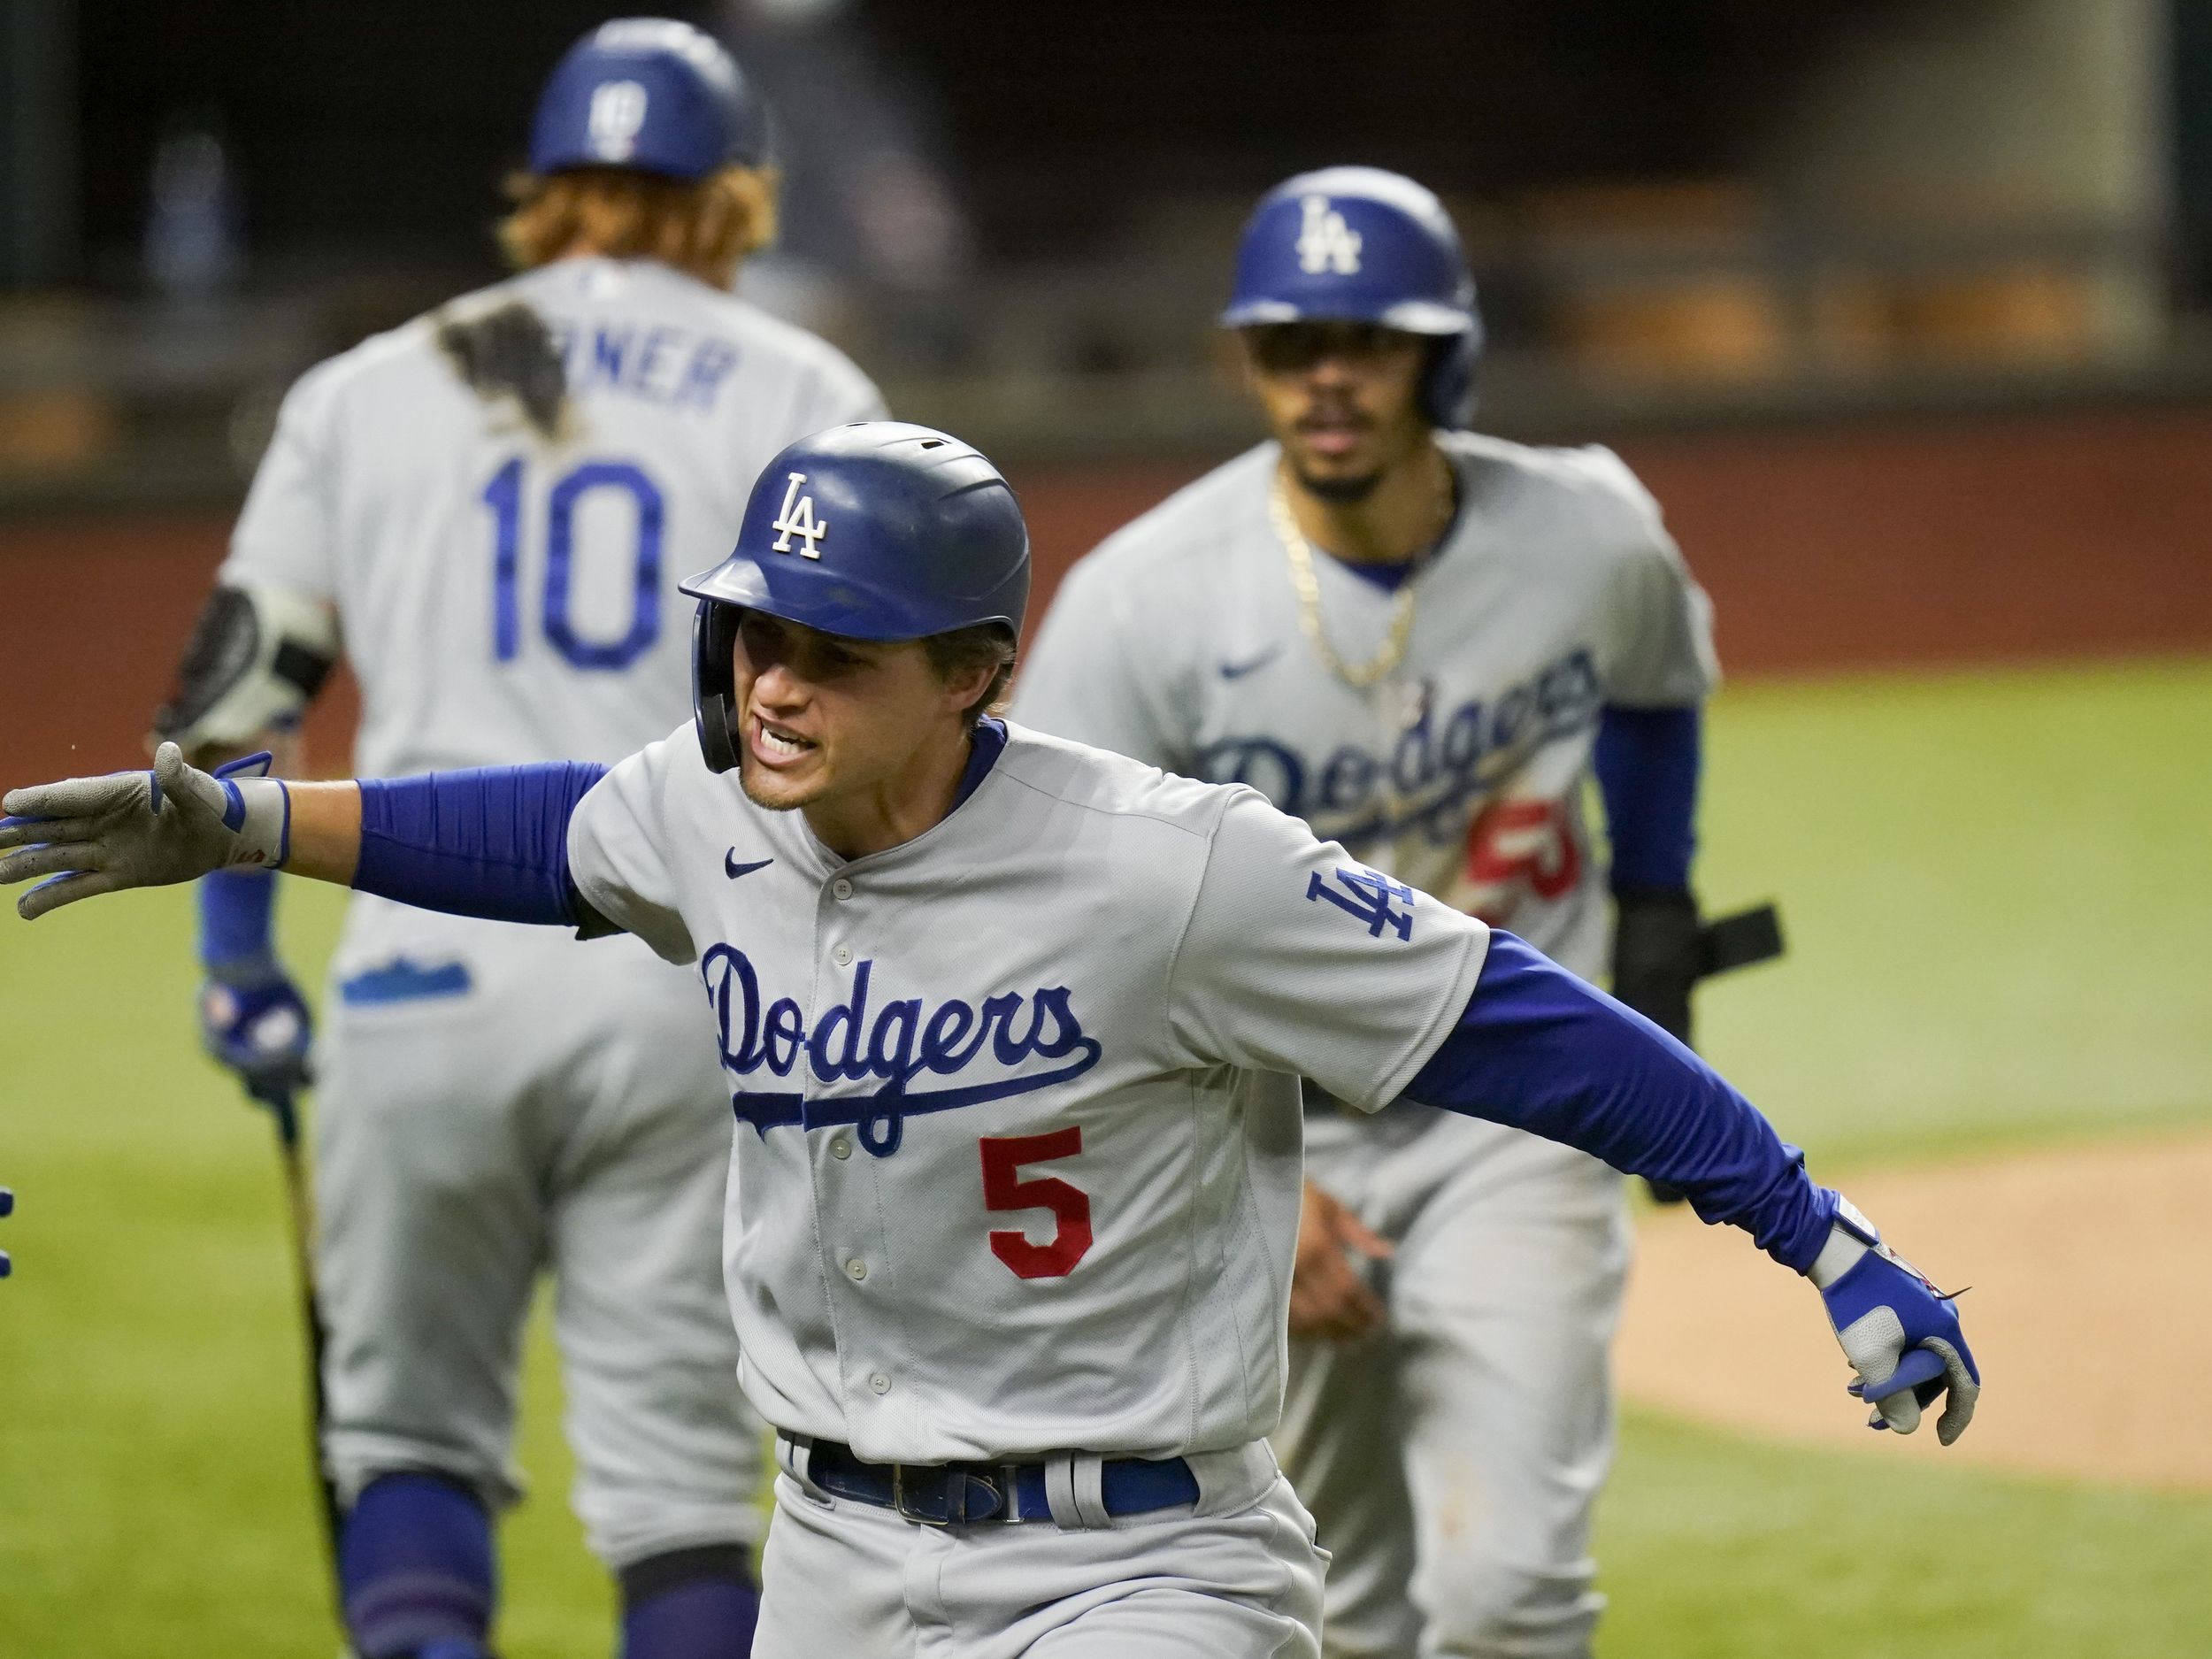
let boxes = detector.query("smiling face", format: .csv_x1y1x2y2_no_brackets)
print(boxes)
732,611,994,852
1240,320,1433,503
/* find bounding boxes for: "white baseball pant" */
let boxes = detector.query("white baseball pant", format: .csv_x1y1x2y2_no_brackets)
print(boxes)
756,1440,1325,1656
313,928,764,1568
1274,1107,1628,1658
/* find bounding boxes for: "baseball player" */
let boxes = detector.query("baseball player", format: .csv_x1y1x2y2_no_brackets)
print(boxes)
1012,166,1719,1656
4,419,1978,1659
147,21,881,1658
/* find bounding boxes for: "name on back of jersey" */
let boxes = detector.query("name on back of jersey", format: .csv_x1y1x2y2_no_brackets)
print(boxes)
1194,643,1602,850
544,317,741,412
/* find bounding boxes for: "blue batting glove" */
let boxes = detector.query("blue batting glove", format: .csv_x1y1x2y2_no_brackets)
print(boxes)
200,954,314,1104
1,1186,13,1279
1812,1198,1979,1444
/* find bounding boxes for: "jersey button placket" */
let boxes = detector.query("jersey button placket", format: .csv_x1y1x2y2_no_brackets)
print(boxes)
817,874,892,1422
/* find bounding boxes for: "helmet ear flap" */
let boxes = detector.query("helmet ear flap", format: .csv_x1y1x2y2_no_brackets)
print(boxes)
692,600,744,774
1420,329,1481,428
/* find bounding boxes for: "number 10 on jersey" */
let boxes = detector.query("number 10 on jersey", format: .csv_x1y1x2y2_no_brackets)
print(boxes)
482,456,666,670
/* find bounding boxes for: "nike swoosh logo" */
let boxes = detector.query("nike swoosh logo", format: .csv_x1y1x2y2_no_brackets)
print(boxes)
724,852,774,879
1218,647,1280,680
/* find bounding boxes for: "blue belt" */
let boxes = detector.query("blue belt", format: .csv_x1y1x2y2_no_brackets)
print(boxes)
803,1440,1200,1526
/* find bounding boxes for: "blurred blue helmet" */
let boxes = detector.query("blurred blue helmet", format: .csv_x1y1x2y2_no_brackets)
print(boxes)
530,18,768,181
1222,165,1484,426
683,422,1031,772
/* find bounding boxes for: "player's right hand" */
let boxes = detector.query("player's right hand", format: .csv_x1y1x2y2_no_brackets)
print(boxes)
0,744,288,920
1289,1179,1394,1342
1814,1207,1979,1444
201,957,315,1105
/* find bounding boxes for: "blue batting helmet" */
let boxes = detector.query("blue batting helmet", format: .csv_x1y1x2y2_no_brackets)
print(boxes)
1221,165,1483,426
529,19,768,181
682,422,1031,772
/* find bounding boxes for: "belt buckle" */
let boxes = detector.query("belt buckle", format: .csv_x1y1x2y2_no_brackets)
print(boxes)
891,1463,952,1526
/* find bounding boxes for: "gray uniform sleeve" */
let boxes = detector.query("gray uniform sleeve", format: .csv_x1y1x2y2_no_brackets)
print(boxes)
220,363,344,599
1585,448,1717,707
798,349,889,432
1011,555,1189,771
1164,790,1491,1110
565,734,696,966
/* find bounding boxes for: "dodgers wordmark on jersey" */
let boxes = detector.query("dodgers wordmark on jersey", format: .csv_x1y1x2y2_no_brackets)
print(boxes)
565,722,1492,1465
1015,433,1714,980
223,254,884,981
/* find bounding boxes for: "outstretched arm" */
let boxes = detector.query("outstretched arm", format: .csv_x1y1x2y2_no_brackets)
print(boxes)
0,743,601,926
1402,931,1979,1443
280,778,364,884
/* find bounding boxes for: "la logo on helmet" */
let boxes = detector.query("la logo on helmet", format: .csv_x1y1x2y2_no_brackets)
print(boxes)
1296,196,1363,276
771,472,830,558
588,81,649,161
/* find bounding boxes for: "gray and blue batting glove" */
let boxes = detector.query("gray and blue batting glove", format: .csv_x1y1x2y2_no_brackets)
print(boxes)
1811,1197,1979,1443
1,1186,13,1279
0,745,290,920
201,957,314,1105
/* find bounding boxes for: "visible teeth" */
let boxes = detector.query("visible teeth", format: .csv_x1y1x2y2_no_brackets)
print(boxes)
760,726,808,756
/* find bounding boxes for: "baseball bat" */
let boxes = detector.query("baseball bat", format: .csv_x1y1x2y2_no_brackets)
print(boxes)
246,1082,344,1611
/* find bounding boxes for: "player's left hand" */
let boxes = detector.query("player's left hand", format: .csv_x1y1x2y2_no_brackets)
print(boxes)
1,1186,13,1279
1815,1204,1979,1443
1289,1179,1393,1342
201,956,315,1104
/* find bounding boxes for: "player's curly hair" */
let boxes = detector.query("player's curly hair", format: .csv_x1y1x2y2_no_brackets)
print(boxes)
497,164,780,288
923,624,1018,730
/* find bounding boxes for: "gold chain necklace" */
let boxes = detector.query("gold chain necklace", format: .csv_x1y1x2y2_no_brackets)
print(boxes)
1269,462,1448,689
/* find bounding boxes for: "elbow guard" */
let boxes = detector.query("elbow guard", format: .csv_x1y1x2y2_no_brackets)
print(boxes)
152,582,340,756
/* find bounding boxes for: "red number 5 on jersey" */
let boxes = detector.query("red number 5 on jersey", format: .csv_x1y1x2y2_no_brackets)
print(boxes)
1463,795,1580,923
979,1128,1094,1279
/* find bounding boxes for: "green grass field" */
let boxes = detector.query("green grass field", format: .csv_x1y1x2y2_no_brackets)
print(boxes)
3,657,2208,1656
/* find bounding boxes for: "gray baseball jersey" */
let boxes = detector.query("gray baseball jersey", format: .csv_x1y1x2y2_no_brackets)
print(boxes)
1015,433,1713,1654
223,253,884,973
565,722,1492,1463
1013,434,1714,979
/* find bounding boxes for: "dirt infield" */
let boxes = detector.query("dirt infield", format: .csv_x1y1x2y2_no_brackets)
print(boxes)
5,403,2212,786
1616,1128,2212,1492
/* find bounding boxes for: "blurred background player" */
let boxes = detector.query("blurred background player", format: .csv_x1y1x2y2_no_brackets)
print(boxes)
1015,167,1716,1657
712,0,973,349
150,19,882,1658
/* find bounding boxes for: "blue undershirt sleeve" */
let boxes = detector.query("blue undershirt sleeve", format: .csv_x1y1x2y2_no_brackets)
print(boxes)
1594,703,1701,893
197,866,280,969
1403,932,1839,1271
351,762,607,926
